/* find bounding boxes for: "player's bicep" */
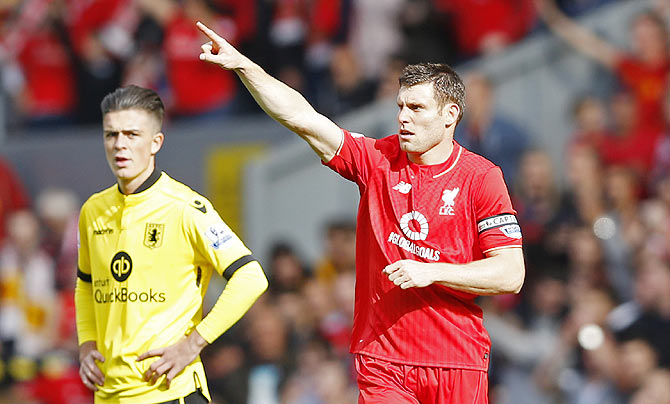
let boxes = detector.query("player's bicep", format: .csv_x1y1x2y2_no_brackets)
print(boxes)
474,167,523,252
296,112,343,163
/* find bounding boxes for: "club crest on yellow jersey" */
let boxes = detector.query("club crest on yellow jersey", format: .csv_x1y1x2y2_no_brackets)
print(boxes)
144,223,165,248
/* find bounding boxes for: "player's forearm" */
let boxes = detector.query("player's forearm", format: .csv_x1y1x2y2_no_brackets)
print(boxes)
234,62,342,161
434,249,525,295
74,278,98,343
195,261,268,343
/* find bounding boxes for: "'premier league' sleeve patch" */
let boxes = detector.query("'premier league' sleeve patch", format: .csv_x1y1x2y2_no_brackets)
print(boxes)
499,224,522,239
205,222,234,250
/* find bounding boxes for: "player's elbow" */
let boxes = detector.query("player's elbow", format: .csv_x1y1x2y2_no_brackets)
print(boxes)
505,264,525,295
249,262,269,298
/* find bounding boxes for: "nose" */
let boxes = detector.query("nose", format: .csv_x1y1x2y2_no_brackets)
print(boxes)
113,134,128,150
398,105,410,124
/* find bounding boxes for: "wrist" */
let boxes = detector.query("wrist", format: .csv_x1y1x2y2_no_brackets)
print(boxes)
187,329,208,353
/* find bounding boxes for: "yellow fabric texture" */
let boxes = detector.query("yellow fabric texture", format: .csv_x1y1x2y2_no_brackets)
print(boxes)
75,172,267,404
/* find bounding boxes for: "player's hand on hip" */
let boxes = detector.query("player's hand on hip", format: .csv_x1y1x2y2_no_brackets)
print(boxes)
137,331,208,388
78,341,105,391
383,260,435,289
196,21,248,70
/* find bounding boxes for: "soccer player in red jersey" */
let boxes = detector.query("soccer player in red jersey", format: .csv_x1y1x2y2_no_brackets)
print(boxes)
197,22,525,404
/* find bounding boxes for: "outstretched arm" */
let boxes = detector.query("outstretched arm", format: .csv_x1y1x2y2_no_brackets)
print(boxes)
197,22,343,162
534,0,620,68
383,247,525,295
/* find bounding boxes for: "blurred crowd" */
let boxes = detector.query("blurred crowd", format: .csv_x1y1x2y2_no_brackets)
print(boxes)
1,0,670,403
1,0,621,131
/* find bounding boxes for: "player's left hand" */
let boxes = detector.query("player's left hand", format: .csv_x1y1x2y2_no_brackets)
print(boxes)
383,260,435,289
136,330,208,388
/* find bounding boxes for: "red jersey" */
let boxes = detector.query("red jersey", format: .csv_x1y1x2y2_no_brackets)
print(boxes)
615,56,669,132
325,130,522,369
163,12,238,115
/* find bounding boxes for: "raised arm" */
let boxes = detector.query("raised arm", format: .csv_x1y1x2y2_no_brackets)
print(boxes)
384,248,525,295
196,22,343,162
534,0,620,68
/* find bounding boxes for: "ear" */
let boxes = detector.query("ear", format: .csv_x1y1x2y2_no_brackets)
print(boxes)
443,103,460,127
151,132,165,155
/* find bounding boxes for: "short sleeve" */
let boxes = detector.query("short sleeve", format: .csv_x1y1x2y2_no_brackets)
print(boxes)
184,197,253,278
474,167,523,253
323,129,379,186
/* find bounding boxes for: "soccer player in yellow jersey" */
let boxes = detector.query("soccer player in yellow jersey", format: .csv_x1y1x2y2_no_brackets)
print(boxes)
75,85,268,403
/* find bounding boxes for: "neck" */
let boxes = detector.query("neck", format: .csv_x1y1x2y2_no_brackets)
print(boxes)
118,164,155,195
408,139,454,165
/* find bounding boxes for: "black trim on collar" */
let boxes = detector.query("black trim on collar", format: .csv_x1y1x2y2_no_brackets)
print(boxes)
118,166,162,195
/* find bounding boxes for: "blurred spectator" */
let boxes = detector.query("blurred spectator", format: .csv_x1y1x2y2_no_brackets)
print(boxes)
536,0,670,133
434,0,537,58
320,44,377,117
568,94,610,150
245,302,293,404
0,157,30,245
609,255,670,367
484,267,567,404
629,368,670,404
455,72,530,181
313,219,356,284
597,90,660,177
138,0,255,119
348,0,405,80
66,0,134,124
11,1,76,127
398,0,456,64
268,242,310,295
0,210,56,360
34,188,80,354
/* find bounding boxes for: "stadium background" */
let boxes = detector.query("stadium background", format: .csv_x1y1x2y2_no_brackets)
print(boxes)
0,0,668,403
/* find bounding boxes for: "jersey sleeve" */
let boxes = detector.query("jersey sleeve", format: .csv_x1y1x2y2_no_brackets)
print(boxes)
75,203,97,344
184,197,268,343
474,167,523,254
323,129,381,187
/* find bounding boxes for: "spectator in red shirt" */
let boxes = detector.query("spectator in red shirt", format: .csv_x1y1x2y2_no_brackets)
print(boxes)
138,0,255,118
434,0,537,58
0,157,30,245
536,0,670,133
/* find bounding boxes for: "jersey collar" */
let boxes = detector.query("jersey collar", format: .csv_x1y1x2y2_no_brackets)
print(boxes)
406,141,463,179
117,166,162,196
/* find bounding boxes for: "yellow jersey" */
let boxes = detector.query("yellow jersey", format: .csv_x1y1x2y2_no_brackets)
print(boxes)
76,170,267,403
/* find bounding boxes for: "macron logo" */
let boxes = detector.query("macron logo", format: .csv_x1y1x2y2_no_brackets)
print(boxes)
393,181,412,194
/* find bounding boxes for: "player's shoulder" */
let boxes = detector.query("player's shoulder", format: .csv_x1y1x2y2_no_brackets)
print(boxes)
159,173,214,216
458,143,499,174
81,183,119,212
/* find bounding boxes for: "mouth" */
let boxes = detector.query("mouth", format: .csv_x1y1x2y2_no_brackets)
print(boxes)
114,156,130,167
399,129,414,140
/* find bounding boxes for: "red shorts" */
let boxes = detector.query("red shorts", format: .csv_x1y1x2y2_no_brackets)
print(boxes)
355,354,488,404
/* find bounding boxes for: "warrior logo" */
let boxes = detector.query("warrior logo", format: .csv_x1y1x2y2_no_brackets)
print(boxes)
439,187,459,216
110,251,132,282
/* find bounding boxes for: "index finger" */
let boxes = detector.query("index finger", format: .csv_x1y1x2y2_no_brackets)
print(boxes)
196,21,222,43
137,348,164,361
383,262,401,274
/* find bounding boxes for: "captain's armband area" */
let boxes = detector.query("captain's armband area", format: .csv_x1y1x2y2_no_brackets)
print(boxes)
477,214,520,234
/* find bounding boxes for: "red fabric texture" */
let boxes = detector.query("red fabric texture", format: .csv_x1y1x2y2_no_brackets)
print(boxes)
324,131,521,369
